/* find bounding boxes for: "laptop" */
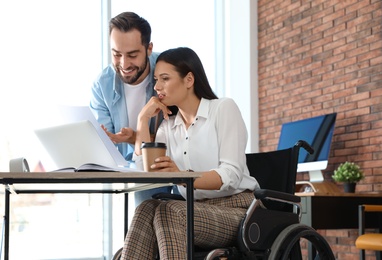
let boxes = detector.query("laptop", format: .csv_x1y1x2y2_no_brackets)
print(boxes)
34,106,129,170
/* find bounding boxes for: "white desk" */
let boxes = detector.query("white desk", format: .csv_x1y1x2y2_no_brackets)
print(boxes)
0,171,202,260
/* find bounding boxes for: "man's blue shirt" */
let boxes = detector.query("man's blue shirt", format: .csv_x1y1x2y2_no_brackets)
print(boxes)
90,52,160,161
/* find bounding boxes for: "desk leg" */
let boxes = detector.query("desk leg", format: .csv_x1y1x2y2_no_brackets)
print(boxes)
124,193,128,238
185,179,194,260
308,242,316,260
4,189,10,260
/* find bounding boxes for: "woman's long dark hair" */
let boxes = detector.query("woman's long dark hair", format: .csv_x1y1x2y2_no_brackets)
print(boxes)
156,47,218,100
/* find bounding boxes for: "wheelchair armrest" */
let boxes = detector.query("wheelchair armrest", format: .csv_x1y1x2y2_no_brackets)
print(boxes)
254,189,301,203
152,192,185,201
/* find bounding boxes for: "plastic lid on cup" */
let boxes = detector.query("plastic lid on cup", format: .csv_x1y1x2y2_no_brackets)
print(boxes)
140,142,167,149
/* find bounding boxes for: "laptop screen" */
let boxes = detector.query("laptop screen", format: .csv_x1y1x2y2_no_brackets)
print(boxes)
34,106,129,169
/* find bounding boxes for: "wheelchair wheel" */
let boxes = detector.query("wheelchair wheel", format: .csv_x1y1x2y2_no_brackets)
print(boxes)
269,223,335,260
111,247,123,260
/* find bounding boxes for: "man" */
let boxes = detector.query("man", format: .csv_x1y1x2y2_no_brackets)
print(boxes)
90,12,172,204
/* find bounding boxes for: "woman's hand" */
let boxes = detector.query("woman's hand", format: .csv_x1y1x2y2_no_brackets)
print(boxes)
150,156,180,172
135,97,172,155
151,157,223,190
139,97,172,121
101,125,135,144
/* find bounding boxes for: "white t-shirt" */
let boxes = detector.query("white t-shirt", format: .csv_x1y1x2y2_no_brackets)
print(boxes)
124,76,150,130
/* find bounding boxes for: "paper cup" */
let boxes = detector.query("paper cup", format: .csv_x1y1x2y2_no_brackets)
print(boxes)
141,142,167,172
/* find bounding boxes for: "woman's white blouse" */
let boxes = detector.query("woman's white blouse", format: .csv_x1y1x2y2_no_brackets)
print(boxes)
135,98,259,200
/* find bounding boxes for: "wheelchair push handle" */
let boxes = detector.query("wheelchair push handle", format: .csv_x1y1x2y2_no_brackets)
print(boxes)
295,140,314,154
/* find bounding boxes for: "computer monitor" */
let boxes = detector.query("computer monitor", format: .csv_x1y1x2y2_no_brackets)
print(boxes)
277,113,337,182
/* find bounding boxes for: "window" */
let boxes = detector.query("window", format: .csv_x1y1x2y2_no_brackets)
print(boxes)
0,1,104,259
0,0,102,171
0,0,218,259
0,0,258,258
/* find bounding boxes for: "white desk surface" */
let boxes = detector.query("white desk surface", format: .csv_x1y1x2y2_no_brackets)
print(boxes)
0,171,202,179
0,171,202,193
0,171,201,260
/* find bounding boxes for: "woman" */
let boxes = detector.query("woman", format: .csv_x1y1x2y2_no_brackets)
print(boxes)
122,47,259,259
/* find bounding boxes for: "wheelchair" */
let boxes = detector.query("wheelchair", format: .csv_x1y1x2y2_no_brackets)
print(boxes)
112,140,335,259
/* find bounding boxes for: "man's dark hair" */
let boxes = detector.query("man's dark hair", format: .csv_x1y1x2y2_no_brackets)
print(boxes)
109,12,151,48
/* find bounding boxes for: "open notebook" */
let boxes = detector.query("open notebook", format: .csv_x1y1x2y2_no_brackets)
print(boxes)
34,107,136,172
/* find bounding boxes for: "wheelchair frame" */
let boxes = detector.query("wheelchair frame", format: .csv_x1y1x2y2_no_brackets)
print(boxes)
204,141,335,260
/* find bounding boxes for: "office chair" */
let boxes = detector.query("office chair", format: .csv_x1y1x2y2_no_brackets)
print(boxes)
355,204,382,260
112,140,335,259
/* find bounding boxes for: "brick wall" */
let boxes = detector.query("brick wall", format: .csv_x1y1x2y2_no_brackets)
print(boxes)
257,0,382,258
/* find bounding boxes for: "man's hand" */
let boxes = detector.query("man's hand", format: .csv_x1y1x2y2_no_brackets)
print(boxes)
101,125,136,144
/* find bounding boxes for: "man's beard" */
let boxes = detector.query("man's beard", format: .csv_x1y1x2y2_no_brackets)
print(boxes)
116,55,148,84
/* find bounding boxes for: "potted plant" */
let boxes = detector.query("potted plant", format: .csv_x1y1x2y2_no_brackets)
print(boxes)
332,161,364,193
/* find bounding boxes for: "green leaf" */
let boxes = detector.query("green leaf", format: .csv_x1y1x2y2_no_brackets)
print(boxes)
331,162,364,183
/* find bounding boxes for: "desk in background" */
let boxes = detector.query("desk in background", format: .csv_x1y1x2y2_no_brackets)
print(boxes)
298,190,382,259
299,192,382,229
0,171,201,260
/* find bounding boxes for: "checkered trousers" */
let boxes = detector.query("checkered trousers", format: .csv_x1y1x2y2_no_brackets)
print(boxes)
121,190,255,260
